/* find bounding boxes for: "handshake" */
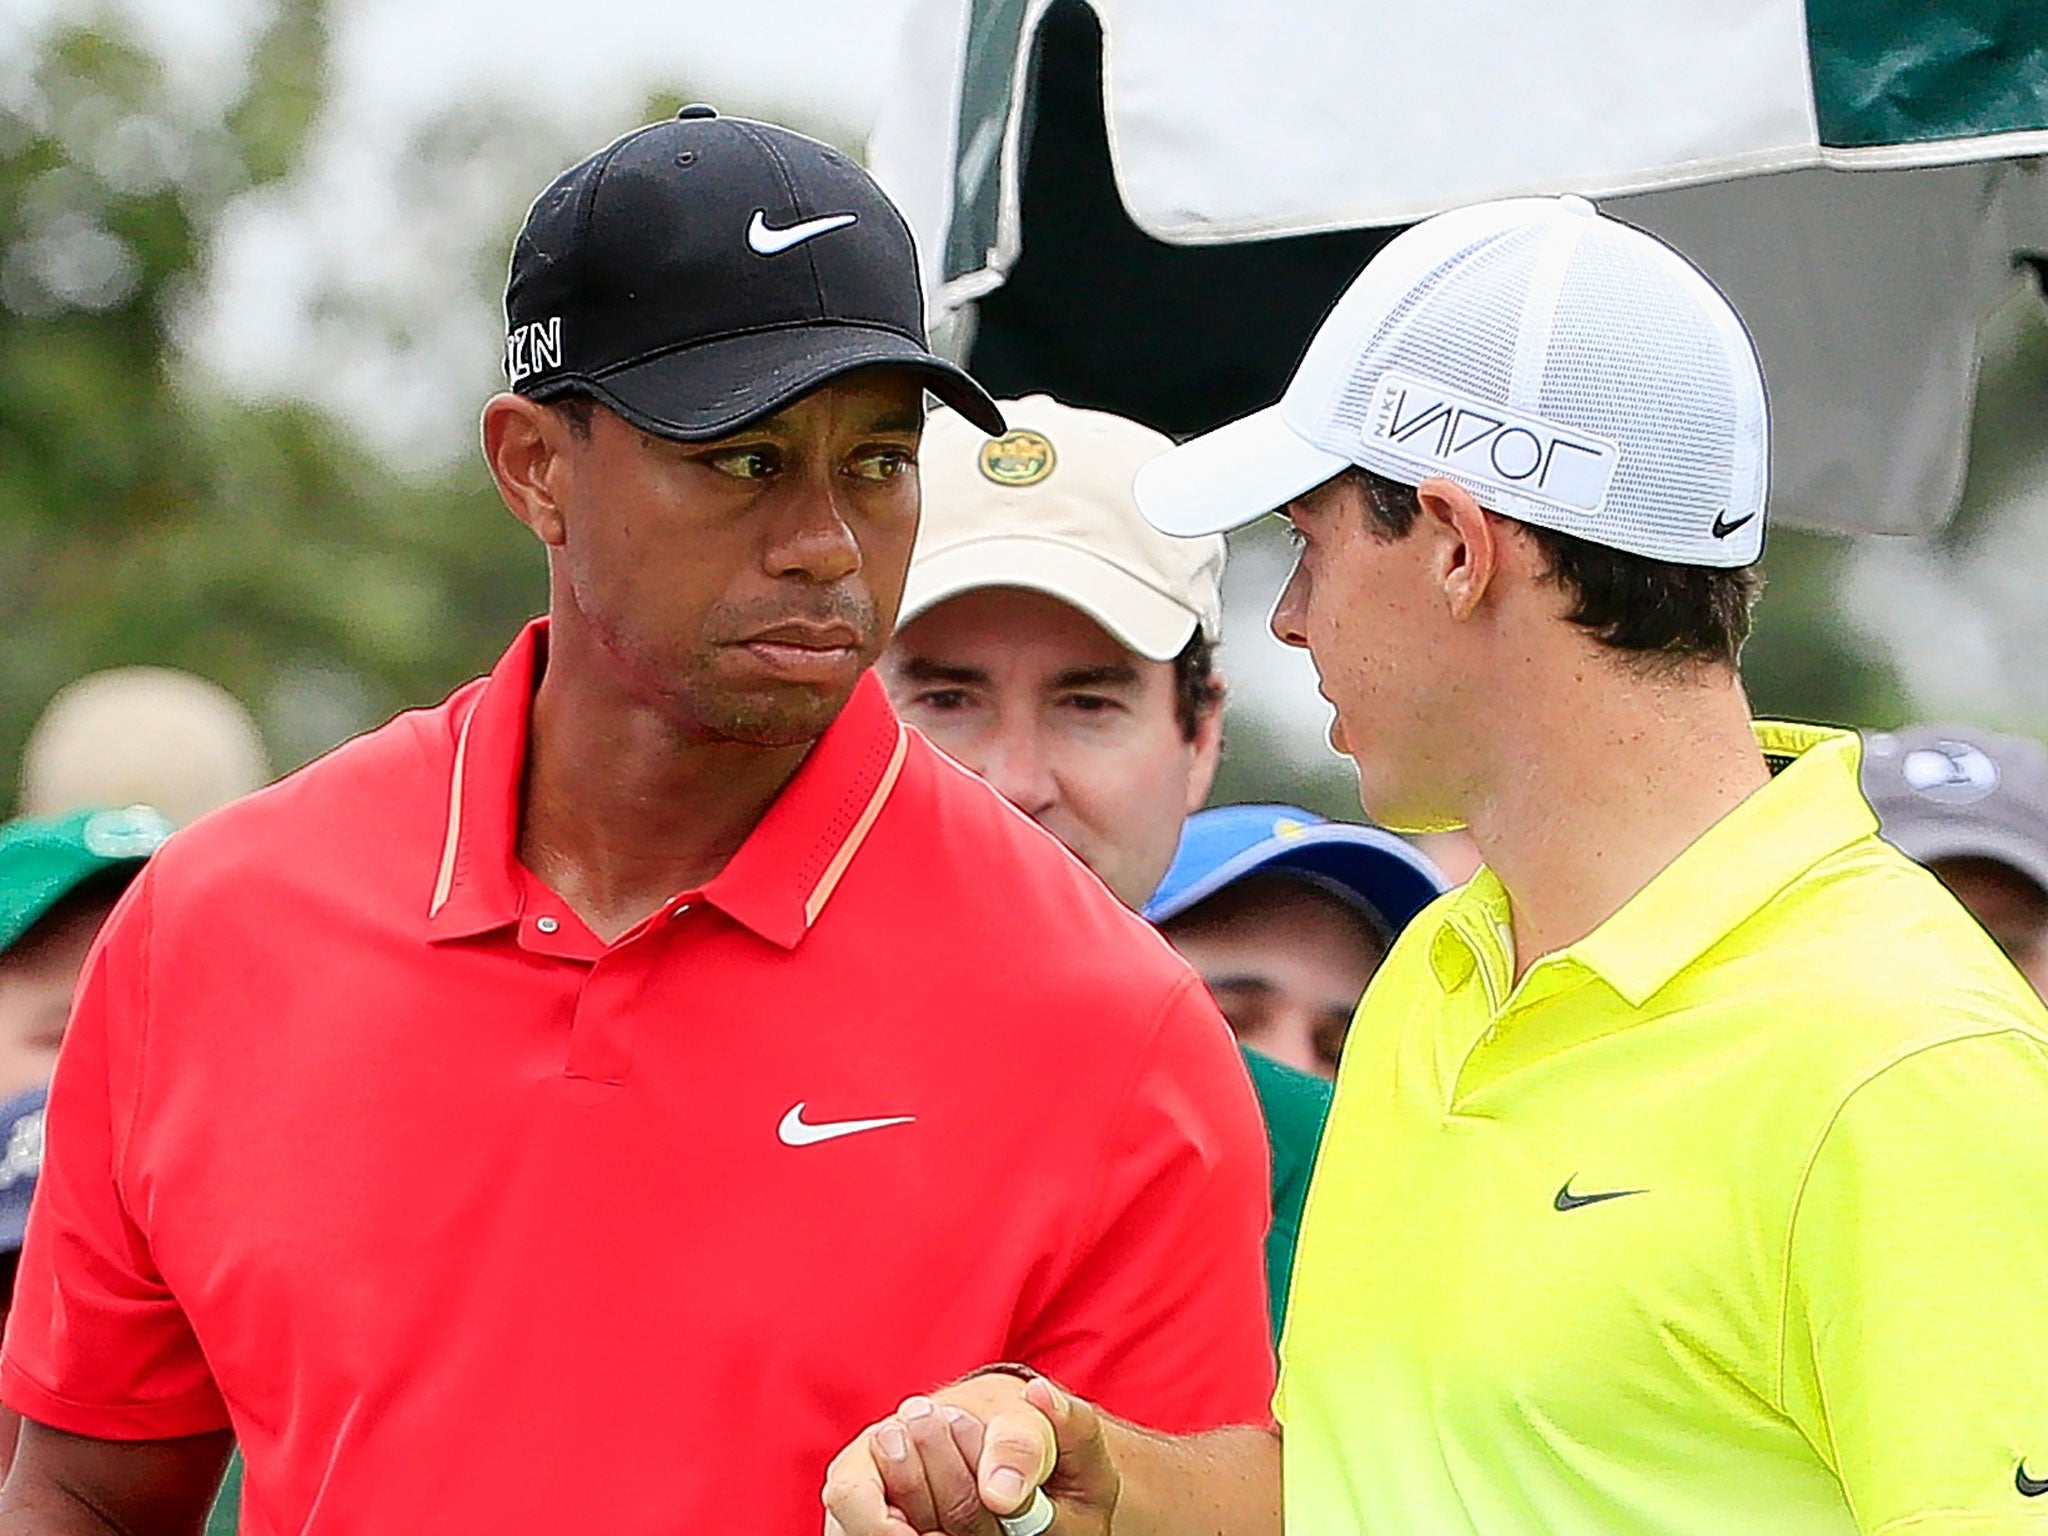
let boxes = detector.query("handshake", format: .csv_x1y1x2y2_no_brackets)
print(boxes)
822,1371,1117,1536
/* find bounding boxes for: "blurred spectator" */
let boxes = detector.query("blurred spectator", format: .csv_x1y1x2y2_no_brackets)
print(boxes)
0,809,170,1101
888,397,1226,906
1863,723,2048,999
1146,805,1446,1079
19,668,269,828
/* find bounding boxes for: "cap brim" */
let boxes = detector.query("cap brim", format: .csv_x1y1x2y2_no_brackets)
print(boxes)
1134,405,1351,538
556,324,1006,440
1145,824,1448,931
1880,822,2048,898
897,538,1202,662
0,855,141,955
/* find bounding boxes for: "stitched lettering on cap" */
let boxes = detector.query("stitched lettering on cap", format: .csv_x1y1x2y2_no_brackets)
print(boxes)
506,317,564,385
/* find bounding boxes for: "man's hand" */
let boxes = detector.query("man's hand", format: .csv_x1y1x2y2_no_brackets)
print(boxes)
822,1374,1120,1536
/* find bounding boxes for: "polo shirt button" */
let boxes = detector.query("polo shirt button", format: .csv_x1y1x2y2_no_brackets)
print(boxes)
670,903,690,920
536,916,559,935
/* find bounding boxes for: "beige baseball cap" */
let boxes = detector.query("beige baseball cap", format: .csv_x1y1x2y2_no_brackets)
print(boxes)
901,396,1225,662
19,667,271,828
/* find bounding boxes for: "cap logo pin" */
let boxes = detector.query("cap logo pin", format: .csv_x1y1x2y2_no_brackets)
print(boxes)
1903,742,2000,805
979,430,1056,486
81,805,173,859
746,209,858,256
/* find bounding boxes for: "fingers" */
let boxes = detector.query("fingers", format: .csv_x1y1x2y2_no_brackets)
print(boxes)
824,1376,1084,1536
1022,1376,1121,1512
947,1407,988,1472
873,1405,942,1532
973,1400,1057,1517
1024,1376,1099,1463
901,1397,1003,1534
821,1422,919,1536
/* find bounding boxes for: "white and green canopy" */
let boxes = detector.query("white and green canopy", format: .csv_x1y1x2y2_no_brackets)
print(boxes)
871,0,2048,534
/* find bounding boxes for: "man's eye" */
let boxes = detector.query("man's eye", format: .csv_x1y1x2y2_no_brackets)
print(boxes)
1313,1014,1353,1072
850,447,915,483
708,447,779,479
914,689,973,711
1064,693,1122,714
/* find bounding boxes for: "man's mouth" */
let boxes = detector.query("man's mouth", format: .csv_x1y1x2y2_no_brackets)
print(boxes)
735,621,865,682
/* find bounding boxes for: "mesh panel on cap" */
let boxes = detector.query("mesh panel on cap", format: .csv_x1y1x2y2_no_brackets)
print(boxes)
1323,228,1541,449
1531,226,1740,557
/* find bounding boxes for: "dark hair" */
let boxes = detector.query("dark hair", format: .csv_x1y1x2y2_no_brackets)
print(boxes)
548,391,598,439
1347,468,1760,668
1172,630,1223,741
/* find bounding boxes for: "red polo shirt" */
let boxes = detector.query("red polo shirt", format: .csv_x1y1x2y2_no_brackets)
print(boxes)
1,621,1273,1533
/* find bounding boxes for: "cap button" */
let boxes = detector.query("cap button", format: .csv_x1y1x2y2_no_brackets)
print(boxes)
676,103,718,120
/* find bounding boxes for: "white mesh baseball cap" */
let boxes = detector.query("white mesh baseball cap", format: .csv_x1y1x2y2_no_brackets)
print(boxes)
1135,195,1769,568
901,396,1224,661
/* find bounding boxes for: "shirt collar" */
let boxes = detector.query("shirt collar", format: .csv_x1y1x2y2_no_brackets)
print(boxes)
425,619,910,950
424,621,538,943
1428,723,1876,1007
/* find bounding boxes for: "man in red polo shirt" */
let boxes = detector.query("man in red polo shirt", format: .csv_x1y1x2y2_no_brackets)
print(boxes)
0,110,1273,1535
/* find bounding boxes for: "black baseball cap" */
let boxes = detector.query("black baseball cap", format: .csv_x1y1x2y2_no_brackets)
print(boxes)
504,107,1004,440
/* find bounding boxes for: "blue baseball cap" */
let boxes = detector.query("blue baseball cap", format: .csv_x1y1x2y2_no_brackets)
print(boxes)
0,1084,47,1255
1144,804,1448,934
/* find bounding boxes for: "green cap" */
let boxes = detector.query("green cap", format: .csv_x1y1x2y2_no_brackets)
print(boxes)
0,806,174,956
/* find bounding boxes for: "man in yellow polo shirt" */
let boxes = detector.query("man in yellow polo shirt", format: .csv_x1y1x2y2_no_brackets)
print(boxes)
821,195,2048,1536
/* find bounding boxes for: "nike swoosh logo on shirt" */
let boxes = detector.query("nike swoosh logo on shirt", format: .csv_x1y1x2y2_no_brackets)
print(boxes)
747,210,858,256
2019,1462,2048,1497
777,1102,914,1147
1553,1178,1647,1212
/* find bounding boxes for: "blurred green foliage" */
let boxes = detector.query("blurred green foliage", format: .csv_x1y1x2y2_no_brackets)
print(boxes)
0,4,539,806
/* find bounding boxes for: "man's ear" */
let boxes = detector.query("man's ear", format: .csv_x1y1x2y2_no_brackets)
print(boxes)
481,393,574,548
1416,478,1499,622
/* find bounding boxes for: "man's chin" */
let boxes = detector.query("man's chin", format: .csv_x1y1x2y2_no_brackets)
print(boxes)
1352,766,1467,836
693,679,857,750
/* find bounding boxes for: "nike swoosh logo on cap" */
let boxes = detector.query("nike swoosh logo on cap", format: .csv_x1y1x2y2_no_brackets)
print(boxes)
777,1101,914,1147
1711,508,1758,540
747,210,858,256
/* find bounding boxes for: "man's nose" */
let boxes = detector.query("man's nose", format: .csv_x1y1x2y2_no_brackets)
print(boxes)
976,718,1060,822
766,476,862,584
1270,561,1311,650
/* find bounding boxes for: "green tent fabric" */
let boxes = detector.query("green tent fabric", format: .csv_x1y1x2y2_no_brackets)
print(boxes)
1810,0,2048,147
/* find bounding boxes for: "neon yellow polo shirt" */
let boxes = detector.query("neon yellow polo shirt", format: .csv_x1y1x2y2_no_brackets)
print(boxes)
1279,724,2048,1536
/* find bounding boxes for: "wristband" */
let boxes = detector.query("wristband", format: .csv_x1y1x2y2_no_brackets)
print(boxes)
997,1488,1054,1536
